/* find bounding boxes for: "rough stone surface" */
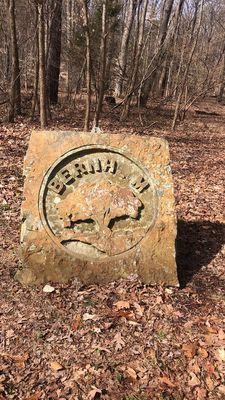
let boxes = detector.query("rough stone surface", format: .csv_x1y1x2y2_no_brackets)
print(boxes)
16,131,179,286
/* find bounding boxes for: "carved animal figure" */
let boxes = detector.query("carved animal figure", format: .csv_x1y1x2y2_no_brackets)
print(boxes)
57,180,142,236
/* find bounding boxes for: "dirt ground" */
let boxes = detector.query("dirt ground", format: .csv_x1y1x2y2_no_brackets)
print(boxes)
0,99,225,400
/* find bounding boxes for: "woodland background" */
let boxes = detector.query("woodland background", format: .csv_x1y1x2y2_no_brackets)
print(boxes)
1,1,225,399
1,0,225,129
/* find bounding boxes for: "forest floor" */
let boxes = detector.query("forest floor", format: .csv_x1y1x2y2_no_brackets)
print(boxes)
0,98,225,400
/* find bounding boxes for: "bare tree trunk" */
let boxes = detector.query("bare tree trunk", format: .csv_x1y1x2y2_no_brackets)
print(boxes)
93,0,107,129
158,58,168,97
164,0,185,98
159,0,174,44
31,56,39,119
114,0,136,97
105,28,115,91
140,0,175,108
38,1,48,128
217,52,225,103
74,59,86,98
7,0,21,122
31,5,39,120
172,0,204,130
46,0,62,105
82,0,91,131
66,0,72,99
121,0,148,119
2,26,11,82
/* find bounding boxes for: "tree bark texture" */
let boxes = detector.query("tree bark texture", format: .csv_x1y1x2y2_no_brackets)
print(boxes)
93,0,107,129
46,0,62,105
82,0,91,131
114,0,136,97
38,2,48,127
8,0,21,121
172,0,204,129
140,0,175,108
122,0,148,119
31,4,39,120
217,52,225,102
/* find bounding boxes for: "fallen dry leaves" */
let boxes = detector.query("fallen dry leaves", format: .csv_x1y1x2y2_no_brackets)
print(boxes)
114,300,130,310
189,372,201,387
125,367,137,381
182,342,198,358
25,391,42,400
71,314,82,331
88,387,102,399
1,99,225,399
114,332,125,351
49,361,64,372
159,375,177,388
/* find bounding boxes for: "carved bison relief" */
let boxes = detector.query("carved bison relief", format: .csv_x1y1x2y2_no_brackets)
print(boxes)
56,180,143,255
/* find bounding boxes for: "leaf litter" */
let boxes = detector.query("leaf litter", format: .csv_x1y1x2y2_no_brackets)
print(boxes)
0,99,225,399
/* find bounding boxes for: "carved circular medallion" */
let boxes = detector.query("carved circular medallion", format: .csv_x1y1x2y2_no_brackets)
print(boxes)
39,145,158,259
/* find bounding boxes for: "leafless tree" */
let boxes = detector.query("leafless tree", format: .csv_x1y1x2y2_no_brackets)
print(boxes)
114,0,136,98
121,0,148,119
93,0,108,129
7,0,21,122
46,0,62,105
1,0,225,128
37,0,48,127
81,0,92,131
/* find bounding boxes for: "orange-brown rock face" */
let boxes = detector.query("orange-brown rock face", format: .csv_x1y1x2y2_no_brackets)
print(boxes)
16,131,179,286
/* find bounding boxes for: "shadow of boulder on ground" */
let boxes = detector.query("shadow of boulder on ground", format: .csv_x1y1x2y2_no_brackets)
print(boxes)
176,219,225,288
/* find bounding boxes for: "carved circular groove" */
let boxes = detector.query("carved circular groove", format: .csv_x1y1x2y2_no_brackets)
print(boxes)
39,145,158,260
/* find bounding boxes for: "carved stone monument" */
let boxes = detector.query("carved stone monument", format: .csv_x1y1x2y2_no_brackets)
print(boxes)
16,131,178,286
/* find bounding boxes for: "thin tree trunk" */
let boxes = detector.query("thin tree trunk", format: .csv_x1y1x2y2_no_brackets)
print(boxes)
46,0,62,105
172,0,204,130
31,57,39,119
121,0,148,119
217,52,225,103
31,7,39,120
66,0,72,99
93,0,107,129
165,0,185,98
74,58,86,99
105,28,115,91
8,0,21,121
38,1,48,128
140,0,175,108
82,0,91,131
114,0,136,97
158,58,168,97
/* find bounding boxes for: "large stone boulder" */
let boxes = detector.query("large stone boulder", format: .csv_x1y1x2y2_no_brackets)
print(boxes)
16,131,179,286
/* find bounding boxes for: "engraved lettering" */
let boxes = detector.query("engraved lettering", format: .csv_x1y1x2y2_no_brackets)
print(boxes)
104,159,117,174
131,176,149,193
48,178,65,194
93,159,102,173
58,168,74,184
74,163,88,177
86,159,102,173
86,160,95,174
